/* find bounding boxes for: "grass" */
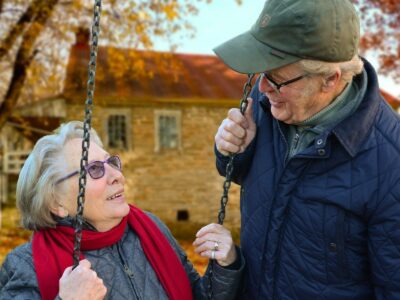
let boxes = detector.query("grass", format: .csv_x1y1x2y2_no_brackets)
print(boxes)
0,206,209,274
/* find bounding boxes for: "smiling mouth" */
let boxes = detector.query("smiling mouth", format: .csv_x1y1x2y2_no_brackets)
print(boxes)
106,193,123,200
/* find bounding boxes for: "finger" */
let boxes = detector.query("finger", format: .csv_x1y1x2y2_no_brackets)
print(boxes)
200,249,223,261
220,130,244,147
196,223,224,237
224,118,247,139
193,235,231,251
216,139,240,155
60,266,73,279
79,259,92,269
194,240,223,254
99,284,108,298
227,108,249,129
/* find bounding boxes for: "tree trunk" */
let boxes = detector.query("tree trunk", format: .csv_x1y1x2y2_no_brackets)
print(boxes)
0,0,59,129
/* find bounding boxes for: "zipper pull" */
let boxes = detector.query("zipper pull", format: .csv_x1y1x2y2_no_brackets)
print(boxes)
124,264,134,278
293,133,300,148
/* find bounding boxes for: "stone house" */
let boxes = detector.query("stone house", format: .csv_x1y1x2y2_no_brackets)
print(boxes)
1,31,400,230
1,33,249,230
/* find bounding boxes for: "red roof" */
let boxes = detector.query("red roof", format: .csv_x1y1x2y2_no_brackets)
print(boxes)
64,45,249,106
63,39,400,110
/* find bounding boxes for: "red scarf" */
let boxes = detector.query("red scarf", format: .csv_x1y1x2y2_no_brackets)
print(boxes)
32,205,193,300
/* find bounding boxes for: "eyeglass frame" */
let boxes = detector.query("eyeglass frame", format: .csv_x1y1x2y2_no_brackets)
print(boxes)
55,155,122,185
263,71,310,93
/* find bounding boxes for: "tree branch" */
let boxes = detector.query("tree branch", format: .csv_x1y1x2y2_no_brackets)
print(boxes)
0,0,52,61
0,0,59,129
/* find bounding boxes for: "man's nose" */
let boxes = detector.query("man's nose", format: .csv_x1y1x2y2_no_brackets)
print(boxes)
259,75,277,93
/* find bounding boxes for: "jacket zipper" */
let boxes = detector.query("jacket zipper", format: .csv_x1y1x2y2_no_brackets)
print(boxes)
276,120,290,165
289,133,300,158
116,243,141,300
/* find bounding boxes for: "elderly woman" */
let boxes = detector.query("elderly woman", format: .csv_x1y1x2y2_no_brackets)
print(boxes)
0,121,243,300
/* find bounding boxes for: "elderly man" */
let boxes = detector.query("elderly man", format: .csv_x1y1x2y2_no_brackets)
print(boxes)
214,0,400,299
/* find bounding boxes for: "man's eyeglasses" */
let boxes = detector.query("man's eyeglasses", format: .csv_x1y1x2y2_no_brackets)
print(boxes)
263,72,309,93
56,155,122,184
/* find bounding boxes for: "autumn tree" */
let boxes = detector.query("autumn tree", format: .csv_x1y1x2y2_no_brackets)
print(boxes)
352,0,400,83
0,0,228,129
0,0,398,131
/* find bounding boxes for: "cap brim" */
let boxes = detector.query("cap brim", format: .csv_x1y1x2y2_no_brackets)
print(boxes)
213,31,301,74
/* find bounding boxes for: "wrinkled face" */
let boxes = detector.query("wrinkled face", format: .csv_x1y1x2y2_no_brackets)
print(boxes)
259,63,327,124
61,138,129,232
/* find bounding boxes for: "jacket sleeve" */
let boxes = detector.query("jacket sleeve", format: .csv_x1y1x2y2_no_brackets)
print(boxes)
0,244,42,300
146,213,245,300
369,177,400,299
215,81,262,185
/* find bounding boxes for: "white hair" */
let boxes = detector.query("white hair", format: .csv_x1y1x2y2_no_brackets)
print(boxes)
16,121,103,230
298,54,364,83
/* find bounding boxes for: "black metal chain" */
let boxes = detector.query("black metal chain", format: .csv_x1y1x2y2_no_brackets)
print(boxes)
207,73,254,299
73,0,102,269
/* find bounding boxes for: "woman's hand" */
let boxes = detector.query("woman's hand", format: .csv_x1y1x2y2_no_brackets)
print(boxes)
193,223,237,267
59,259,107,300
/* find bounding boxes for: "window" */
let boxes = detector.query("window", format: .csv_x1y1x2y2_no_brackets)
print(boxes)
103,109,131,151
177,210,189,221
154,110,181,152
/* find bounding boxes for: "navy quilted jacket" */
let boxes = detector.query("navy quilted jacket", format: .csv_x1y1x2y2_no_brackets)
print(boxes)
216,59,400,300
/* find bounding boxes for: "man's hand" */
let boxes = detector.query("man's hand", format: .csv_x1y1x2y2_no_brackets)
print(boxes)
215,98,256,156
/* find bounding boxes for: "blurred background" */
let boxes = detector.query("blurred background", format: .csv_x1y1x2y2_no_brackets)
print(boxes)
0,0,399,271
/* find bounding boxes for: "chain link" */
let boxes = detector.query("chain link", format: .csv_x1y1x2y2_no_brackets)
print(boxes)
73,0,102,269
207,73,254,299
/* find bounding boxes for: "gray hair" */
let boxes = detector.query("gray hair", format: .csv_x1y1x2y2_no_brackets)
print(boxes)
298,54,364,83
16,121,103,230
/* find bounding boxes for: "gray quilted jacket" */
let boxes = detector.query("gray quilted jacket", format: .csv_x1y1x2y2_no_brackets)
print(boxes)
0,213,244,299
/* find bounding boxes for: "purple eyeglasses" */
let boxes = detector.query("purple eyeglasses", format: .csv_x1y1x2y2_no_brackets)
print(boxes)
56,155,122,184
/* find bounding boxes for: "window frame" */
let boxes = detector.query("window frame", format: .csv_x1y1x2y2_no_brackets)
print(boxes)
154,110,182,152
102,108,132,151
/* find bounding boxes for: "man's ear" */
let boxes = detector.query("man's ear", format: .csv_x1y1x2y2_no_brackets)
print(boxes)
322,70,341,92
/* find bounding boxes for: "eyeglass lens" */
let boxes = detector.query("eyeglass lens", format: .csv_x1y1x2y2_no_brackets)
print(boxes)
87,156,121,179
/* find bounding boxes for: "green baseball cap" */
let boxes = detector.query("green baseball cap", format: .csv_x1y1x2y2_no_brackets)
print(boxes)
213,0,360,74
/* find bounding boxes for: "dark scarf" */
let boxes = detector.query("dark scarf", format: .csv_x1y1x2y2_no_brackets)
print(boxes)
32,204,193,300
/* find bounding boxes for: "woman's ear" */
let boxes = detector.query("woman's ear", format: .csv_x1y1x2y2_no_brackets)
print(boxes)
50,203,69,218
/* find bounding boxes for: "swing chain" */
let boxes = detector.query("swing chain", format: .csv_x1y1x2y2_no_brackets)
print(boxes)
217,73,254,226
208,73,254,299
73,0,102,268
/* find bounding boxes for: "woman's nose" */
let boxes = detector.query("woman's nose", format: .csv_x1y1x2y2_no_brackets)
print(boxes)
106,164,125,184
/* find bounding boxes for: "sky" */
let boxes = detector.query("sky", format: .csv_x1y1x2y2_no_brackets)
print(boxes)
154,1,400,97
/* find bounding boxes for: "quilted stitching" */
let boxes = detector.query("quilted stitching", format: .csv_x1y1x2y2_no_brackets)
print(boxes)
216,60,400,300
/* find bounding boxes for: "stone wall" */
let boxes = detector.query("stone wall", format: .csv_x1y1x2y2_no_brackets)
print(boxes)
66,102,241,231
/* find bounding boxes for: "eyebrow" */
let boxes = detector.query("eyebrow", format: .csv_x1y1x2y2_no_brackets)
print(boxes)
270,72,287,81
87,153,109,164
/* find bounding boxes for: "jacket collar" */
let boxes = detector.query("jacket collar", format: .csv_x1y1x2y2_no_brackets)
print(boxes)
331,58,380,157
